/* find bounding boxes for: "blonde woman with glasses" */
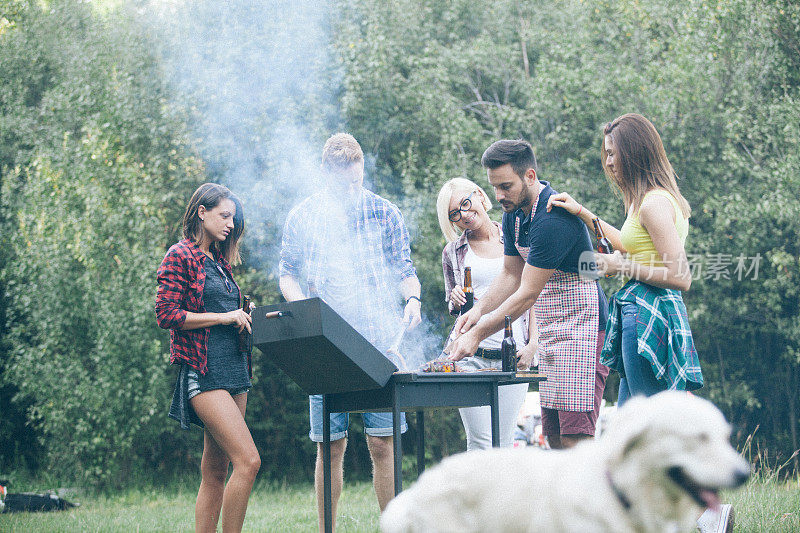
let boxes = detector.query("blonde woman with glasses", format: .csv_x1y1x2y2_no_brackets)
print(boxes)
437,178,536,450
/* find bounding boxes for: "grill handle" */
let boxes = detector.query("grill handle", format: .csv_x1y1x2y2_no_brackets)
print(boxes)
265,310,293,319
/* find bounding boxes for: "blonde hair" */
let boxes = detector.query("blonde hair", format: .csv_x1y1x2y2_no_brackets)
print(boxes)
436,178,493,243
602,114,691,218
322,132,364,170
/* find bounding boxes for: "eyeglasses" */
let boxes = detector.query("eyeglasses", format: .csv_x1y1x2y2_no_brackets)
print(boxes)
448,191,476,223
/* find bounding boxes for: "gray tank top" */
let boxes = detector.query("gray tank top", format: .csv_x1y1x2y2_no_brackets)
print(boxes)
196,257,250,392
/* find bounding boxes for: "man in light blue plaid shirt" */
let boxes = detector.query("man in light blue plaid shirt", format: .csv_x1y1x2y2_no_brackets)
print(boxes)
279,132,421,528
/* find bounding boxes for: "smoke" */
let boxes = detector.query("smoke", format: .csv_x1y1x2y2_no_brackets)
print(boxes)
143,0,340,268
140,0,444,369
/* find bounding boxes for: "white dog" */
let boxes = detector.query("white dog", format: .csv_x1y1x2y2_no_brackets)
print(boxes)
380,391,750,533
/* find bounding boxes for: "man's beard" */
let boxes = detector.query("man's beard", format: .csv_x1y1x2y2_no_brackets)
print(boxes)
501,189,531,212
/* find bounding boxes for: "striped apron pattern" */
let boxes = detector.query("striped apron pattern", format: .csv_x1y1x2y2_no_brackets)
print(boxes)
515,215,599,412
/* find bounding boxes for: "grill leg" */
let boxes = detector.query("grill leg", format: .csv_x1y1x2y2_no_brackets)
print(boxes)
416,410,425,477
322,395,333,533
491,382,500,447
392,388,403,495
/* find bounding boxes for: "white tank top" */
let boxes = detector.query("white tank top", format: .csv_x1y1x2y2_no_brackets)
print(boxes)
464,246,526,349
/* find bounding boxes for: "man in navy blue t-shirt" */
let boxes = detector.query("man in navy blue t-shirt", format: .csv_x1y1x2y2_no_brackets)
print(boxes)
448,139,609,449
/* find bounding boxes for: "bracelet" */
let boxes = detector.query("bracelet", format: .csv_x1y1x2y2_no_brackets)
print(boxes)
577,205,583,217
406,296,421,305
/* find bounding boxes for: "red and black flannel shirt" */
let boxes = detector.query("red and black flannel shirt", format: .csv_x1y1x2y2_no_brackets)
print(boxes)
155,238,241,375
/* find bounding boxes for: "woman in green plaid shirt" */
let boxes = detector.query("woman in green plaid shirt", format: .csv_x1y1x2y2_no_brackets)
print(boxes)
546,114,731,533
547,113,703,404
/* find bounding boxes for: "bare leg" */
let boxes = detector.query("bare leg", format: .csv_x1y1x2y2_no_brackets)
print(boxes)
191,391,260,533
366,435,395,511
195,428,228,532
315,438,346,533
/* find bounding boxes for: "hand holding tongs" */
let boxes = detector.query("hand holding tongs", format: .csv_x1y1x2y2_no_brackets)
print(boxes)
386,322,409,369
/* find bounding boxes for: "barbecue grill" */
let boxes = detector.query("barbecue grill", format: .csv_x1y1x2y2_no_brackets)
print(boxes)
253,298,545,533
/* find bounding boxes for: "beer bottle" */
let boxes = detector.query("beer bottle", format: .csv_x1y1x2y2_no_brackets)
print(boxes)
501,315,516,373
591,217,614,254
239,295,252,354
461,266,474,313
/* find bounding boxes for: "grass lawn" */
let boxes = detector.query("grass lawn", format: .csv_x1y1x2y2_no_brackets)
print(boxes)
726,477,800,532
1,477,798,532
0,481,379,532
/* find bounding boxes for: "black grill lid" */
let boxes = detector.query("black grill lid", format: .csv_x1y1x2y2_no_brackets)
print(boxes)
252,298,398,395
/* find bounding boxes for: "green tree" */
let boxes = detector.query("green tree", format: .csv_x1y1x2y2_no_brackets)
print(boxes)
2,0,798,485
333,0,800,471
0,0,204,486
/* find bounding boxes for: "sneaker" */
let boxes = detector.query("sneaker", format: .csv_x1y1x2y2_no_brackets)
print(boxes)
697,504,735,533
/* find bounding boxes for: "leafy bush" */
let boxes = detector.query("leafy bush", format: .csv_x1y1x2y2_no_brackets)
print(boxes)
1,0,798,486
334,0,800,470
0,0,203,487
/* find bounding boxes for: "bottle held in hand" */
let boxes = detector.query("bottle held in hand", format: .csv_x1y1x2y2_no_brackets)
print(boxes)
461,266,474,313
501,315,516,373
239,294,252,354
591,217,614,254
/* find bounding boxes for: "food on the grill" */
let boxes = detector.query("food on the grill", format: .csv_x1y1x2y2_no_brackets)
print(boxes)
420,359,462,373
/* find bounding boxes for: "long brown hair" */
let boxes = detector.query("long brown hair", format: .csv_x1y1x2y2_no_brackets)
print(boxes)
182,183,244,265
601,114,691,218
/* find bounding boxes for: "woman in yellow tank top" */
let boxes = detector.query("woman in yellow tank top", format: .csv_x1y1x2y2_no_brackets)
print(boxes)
546,113,730,533
549,113,693,291
546,113,702,401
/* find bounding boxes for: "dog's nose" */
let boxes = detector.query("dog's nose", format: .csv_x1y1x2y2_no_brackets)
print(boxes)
734,465,750,486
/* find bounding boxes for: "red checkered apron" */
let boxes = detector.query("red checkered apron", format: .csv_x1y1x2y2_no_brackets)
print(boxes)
515,215,598,412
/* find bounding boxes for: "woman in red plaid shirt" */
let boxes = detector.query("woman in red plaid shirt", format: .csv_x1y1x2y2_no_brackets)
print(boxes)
156,183,259,533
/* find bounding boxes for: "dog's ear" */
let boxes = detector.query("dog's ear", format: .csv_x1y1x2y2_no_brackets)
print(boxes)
620,432,646,459
603,395,654,462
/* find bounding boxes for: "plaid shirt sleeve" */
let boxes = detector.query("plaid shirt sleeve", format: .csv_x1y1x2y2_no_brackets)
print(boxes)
383,204,416,281
155,245,191,329
279,207,303,279
442,244,459,316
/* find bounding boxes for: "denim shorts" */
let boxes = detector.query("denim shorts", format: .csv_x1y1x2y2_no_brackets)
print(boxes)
308,394,407,442
186,368,250,400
